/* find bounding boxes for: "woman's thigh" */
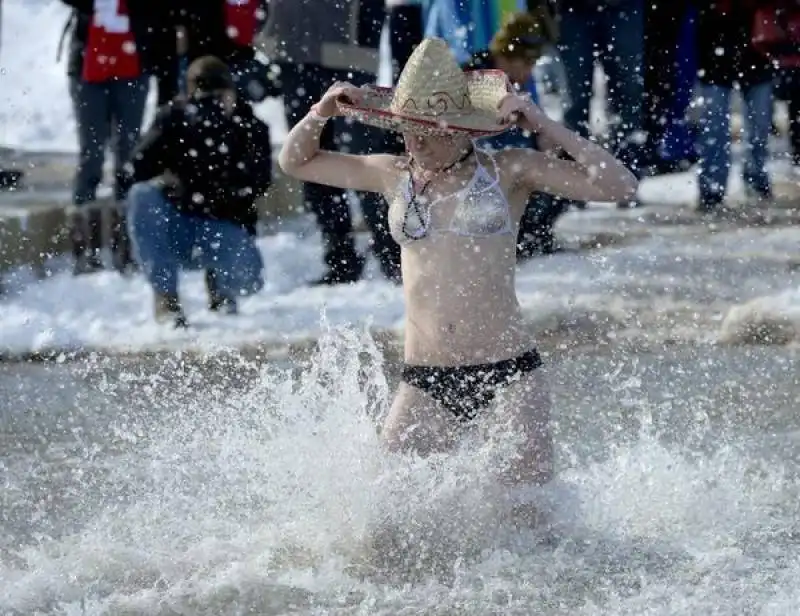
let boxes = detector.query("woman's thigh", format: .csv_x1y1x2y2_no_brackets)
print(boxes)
486,368,554,487
381,381,461,456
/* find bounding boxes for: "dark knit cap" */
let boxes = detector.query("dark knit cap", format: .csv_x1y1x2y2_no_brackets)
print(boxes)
187,56,235,94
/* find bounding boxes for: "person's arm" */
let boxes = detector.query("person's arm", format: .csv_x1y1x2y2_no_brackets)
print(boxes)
498,94,638,203
277,82,402,194
126,104,176,183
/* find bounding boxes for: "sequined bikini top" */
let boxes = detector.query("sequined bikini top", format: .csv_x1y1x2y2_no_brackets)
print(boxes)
388,150,514,246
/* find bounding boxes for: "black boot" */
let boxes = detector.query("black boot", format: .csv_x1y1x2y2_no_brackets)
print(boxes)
0,169,23,190
312,235,365,286
70,210,103,275
205,270,238,314
110,207,136,275
154,292,188,328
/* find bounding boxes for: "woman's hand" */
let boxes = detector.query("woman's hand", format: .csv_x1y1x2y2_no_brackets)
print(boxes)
312,81,365,118
496,92,549,133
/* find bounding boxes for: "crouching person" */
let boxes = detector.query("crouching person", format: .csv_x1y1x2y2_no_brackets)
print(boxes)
126,56,270,327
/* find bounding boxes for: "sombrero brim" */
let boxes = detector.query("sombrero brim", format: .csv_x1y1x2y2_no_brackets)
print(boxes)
339,70,512,137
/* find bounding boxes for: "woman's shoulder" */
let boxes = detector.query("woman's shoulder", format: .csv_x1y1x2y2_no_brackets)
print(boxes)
488,147,549,193
359,153,409,196
490,146,541,171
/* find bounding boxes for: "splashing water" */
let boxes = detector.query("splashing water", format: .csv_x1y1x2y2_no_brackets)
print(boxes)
1,325,799,615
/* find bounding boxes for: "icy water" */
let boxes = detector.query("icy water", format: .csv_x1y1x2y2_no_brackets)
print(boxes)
2,332,799,615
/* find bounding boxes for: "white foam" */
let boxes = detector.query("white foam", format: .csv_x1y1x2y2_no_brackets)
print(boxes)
719,287,800,345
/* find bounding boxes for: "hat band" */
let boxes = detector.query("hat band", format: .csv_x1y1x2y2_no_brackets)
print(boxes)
392,91,472,117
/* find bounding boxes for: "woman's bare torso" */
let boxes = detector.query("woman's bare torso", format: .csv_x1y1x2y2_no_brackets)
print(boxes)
383,149,536,367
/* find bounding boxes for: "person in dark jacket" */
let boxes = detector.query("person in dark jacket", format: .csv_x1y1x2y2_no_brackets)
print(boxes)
692,0,774,211
466,10,569,258
262,0,401,285
60,0,152,275
126,57,270,327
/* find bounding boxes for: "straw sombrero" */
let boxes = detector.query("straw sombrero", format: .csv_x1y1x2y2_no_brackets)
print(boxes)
339,38,512,137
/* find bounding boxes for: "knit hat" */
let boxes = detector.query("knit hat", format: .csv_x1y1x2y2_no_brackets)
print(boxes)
186,56,235,94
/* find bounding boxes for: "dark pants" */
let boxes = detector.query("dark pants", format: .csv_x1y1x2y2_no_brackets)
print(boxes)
777,69,800,165
69,76,149,204
279,62,401,280
388,2,424,82
642,0,697,166
68,75,149,270
791,85,800,166
559,0,644,146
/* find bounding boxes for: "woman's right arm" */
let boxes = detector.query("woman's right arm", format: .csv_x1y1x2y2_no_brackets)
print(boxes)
278,82,401,194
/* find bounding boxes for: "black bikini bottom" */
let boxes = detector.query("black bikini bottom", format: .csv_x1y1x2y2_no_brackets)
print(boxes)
402,349,543,422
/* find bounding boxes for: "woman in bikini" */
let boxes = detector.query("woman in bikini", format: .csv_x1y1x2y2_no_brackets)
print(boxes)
279,39,637,499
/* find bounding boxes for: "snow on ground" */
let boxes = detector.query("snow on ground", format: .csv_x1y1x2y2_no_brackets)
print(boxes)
1,214,799,356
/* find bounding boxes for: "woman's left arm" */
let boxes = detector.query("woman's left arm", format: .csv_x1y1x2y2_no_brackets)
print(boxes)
499,95,639,203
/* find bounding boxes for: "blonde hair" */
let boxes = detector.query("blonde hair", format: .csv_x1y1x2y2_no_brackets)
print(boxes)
489,10,558,62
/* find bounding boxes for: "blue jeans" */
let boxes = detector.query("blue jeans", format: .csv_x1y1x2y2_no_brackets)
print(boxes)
127,182,264,299
696,81,773,203
558,0,644,144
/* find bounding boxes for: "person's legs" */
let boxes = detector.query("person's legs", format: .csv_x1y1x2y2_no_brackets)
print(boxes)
109,76,150,273
382,382,462,456
558,8,597,139
695,82,733,210
788,70,800,167
488,369,553,488
69,78,111,274
388,2,424,83
741,80,774,199
517,192,567,260
660,6,698,167
127,182,194,324
280,62,363,284
598,0,644,150
193,218,265,313
109,76,149,200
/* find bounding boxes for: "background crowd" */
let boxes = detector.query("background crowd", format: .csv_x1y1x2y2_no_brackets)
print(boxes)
3,0,799,327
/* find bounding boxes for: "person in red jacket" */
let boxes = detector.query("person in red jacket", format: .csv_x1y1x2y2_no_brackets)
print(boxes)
177,0,277,103
61,0,150,275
